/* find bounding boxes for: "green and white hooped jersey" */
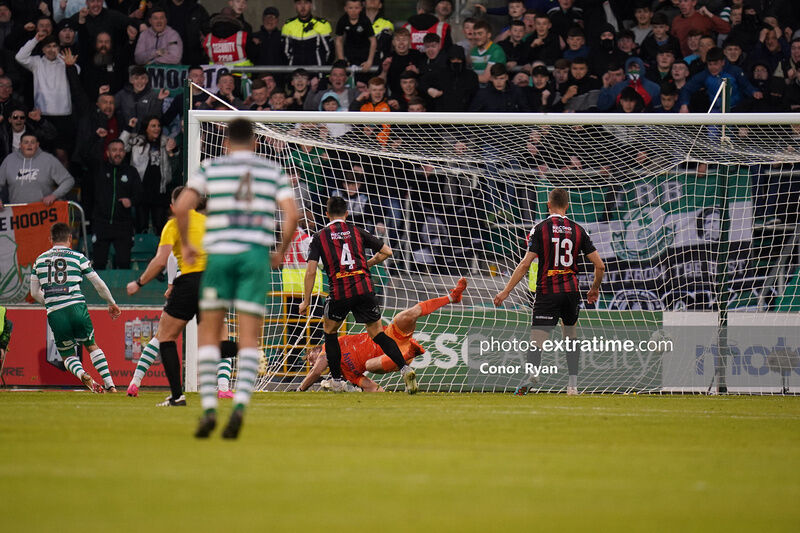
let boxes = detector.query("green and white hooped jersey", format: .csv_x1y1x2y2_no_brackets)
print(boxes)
32,246,94,314
187,150,293,255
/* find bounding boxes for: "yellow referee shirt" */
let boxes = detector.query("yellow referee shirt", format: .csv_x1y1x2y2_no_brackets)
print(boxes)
159,210,207,274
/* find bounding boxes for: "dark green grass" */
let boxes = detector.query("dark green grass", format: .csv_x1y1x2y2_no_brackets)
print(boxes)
1,392,798,532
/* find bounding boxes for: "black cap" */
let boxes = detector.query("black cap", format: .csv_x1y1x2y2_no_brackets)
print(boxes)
531,65,550,77
399,70,418,80
263,6,279,17
58,19,78,32
599,23,616,36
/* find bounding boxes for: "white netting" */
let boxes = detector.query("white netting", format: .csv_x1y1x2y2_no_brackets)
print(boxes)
191,112,800,394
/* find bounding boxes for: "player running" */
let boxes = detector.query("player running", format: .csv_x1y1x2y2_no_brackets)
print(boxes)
30,223,121,393
298,196,419,394
176,118,298,439
494,188,605,396
125,187,238,405
299,278,467,392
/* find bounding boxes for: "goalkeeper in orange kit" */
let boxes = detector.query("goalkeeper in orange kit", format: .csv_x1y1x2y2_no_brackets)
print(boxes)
299,278,467,392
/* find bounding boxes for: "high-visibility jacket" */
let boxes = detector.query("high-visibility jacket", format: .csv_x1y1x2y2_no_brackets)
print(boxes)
281,16,332,66
282,229,323,293
403,20,449,52
203,31,253,66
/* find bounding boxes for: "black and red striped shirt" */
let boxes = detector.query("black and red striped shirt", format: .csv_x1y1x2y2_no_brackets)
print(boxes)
527,214,596,295
307,219,384,300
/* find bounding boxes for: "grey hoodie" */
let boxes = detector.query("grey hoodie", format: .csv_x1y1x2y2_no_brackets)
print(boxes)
0,148,74,204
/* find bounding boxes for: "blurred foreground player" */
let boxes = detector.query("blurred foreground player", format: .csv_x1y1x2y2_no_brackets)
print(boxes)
126,187,238,405
299,196,419,394
177,118,298,439
494,188,605,395
299,278,467,391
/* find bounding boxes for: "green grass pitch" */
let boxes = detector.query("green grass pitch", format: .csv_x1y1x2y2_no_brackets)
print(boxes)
1,391,798,532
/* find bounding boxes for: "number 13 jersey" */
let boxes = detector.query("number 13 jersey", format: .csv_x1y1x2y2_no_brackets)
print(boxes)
307,219,384,300
527,214,596,295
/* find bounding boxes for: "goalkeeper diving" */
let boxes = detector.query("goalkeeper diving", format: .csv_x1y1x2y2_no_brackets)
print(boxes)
299,278,467,392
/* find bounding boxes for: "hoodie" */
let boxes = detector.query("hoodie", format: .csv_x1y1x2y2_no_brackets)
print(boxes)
0,147,75,203
15,38,74,116
597,57,661,111
419,45,479,112
318,91,350,138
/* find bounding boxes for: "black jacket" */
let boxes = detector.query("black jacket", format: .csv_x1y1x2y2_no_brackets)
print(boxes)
90,161,141,225
469,82,530,113
420,46,479,112
0,117,58,160
251,26,286,66
166,0,210,65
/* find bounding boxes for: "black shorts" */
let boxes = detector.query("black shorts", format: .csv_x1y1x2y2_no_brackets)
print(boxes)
531,292,580,328
324,292,382,324
163,272,202,321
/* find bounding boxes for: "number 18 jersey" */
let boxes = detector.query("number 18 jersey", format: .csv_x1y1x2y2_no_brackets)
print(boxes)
528,214,596,295
307,219,384,300
31,246,95,314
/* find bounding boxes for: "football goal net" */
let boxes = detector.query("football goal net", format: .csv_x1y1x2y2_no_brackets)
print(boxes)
186,110,800,394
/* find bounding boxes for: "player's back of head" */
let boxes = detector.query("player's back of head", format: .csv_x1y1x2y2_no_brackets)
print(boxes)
50,222,71,244
326,196,348,218
548,188,569,210
227,118,254,146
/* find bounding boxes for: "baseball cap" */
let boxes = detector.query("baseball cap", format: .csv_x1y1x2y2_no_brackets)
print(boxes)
263,6,279,17
531,65,550,77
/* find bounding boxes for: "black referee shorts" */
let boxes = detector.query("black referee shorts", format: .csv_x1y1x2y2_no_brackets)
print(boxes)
163,272,202,321
324,292,382,324
531,292,580,328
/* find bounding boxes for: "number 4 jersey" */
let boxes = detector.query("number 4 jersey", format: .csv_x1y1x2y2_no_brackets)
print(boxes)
528,214,596,295
31,246,95,314
307,219,384,300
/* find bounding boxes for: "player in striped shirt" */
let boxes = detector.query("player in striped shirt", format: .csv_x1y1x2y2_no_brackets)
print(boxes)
298,196,419,394
176,118,298,439
29,223,121,393
494,188,605,395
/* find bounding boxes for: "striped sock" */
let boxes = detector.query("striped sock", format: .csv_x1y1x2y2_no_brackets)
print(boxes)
233,348,260,408
217,358,232,392
133,338,160,386
64,355,85,380
90,349,114,388
198,345,220,411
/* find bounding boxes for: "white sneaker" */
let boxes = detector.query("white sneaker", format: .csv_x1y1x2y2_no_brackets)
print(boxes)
566,386,579,396
320,378,346,392
402,367,419,395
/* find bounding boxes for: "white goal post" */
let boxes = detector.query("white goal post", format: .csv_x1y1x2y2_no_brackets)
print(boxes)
186,110,800,394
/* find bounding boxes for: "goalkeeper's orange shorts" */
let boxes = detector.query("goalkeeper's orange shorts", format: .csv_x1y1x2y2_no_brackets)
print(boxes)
378,322,425,372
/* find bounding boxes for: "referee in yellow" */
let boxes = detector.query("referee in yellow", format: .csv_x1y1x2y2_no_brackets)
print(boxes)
126,186,233,406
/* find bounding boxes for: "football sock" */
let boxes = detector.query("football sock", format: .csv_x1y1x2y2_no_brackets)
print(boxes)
217,358,232,392
419,296,451,316
232,347,259,407
527,346,542,372
198,345,220,411
324,332,343,380
132,338,160,386
566,349,579,388
160,341,183,400
373,332,407,371
89,349,114,388
64,355,85,379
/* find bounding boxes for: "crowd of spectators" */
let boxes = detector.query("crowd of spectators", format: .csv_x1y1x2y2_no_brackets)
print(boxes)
0,0,797,272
